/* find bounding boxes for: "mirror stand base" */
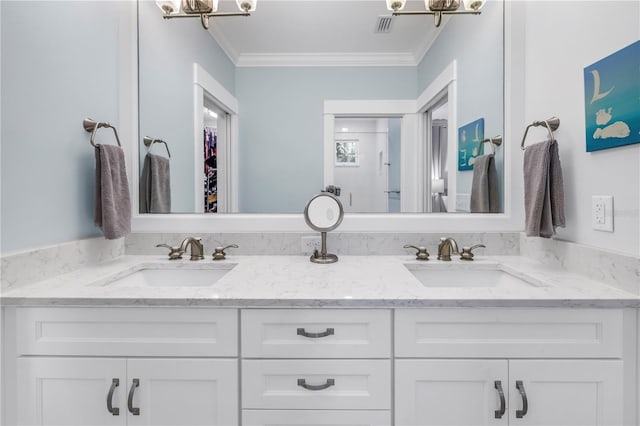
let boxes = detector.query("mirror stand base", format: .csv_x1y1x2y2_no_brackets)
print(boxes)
310,252,338,264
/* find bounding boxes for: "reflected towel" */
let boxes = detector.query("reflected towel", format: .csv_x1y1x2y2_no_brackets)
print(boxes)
139,153,171,214
523,140,565,238
94,145,131,239
470,154,499,213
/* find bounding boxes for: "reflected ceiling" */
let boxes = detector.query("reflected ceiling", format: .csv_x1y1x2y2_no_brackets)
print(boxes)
208,0,442,65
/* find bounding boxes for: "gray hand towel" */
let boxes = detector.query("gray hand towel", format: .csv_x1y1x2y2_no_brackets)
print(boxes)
94,145,131,239
523,140,565,238
470,154,499,213
139,153,171,214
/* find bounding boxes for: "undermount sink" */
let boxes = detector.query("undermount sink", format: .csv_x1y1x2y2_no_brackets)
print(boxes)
404,264,545,288
93,264,237,288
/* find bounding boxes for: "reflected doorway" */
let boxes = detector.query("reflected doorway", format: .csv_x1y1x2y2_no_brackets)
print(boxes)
430,100,449,212
202,98,228,213
332,118,401,213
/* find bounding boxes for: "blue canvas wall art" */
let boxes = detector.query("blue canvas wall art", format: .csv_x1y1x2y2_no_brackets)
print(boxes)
458,118,484,171
584,40,640,152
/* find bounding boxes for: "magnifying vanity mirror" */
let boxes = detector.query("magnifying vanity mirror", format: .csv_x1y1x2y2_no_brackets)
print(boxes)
137,0,506,220
304,193,345,264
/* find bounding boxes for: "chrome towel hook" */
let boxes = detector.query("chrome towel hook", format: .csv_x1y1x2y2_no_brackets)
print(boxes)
521,117,560,150
83,118,122,148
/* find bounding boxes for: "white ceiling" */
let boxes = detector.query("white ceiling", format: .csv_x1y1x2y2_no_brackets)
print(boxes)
208,0,444,66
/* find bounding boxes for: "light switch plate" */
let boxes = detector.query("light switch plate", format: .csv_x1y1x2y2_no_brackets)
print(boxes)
592,195,614,232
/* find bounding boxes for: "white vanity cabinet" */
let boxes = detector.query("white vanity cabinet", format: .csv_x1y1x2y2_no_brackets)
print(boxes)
394,309,625,426
10,307,239,426
241,309,392,426
5,305,634,426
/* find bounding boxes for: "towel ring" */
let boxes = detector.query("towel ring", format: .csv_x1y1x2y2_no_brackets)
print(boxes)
521,117,560,150
83,118,122,148
143,136,171,158
481,135,502,155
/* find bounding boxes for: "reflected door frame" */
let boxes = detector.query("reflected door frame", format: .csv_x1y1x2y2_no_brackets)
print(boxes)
416,61,458,213
193,63,239,213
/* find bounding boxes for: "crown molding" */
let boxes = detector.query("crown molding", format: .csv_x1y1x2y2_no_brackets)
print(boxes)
235,52,418,67
413,16,449,65
207,23,240,64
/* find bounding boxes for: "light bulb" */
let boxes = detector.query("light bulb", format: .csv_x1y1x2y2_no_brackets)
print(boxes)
236,0,256,12
385,0,406,11
156,0,181,15
463,0,485,11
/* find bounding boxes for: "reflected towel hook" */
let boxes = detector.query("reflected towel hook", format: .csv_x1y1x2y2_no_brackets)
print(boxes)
143,136,171,158
521,117,560,150
481,135,502,155
83,118,122,148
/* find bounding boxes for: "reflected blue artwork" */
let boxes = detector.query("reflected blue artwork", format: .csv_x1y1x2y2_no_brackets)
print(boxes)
584,40,640,152
458,118,484,171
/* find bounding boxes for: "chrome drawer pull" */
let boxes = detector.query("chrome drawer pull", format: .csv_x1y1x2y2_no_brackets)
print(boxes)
297,378,335,391
297,327,334,338
516,380,528,418
106,378,119,416
494,380,506,419
128,378,140,416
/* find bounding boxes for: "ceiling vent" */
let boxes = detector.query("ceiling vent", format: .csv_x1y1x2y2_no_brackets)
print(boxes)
375,15,394,33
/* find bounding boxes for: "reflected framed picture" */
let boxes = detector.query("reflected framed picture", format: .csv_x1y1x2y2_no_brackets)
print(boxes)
335,140,359,166
584,40,640,152
458,118,484,171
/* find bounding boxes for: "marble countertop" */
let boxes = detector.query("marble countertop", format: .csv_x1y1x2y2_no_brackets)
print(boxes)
1,255,637,308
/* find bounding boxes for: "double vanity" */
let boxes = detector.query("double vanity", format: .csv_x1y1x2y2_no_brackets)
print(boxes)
2,252,637,425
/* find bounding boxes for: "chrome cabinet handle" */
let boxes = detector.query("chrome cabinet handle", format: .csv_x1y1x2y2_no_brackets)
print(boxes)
297,327,334,338
128,378,140,416
516,380,528,418
494,380,506,419
297,378,335,391
106,378,119,416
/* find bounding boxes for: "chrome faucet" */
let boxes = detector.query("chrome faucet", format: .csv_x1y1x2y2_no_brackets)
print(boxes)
437,237,459,261
179,237,204,261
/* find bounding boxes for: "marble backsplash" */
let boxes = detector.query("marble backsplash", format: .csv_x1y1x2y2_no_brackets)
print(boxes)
124,232,521,257
520,235,640,295
1,237,125,292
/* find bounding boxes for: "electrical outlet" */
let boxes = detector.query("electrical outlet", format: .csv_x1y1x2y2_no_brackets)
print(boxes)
592,195,614,232
301,236,321,255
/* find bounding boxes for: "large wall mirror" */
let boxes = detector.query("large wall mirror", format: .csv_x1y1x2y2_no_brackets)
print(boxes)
137,0,506,220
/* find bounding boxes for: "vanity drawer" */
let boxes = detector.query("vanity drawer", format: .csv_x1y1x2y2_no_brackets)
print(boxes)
241,309,391,358
242,360,391,410
16,307,238,357
395,308,623,359
243,410,391,426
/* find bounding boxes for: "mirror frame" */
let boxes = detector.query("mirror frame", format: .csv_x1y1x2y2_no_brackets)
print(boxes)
127,1,525,233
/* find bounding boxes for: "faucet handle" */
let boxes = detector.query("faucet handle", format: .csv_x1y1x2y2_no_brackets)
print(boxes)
404,244,430,261
460,244,486,261
212,244,239,261
156,243,184,260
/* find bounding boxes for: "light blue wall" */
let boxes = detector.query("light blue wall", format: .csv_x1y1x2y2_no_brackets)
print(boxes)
1,1,131,253
236,67,417,213
418,2,504,211
138,1,235,213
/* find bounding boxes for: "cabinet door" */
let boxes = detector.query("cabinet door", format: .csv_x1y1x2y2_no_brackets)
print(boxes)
17,357,126,426
508,360,623,426
395,360,508,426
127,359,238,426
